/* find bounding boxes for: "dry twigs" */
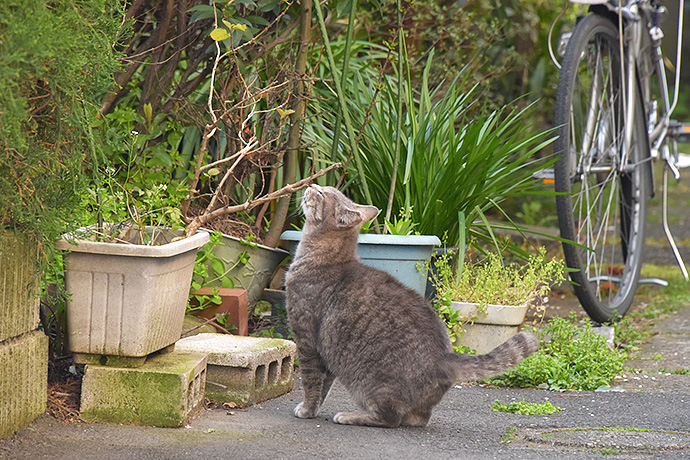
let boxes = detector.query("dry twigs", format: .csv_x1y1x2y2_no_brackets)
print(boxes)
47,378,82,423
184,162,341,236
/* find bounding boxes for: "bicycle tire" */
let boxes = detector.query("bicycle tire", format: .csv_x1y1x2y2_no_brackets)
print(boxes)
554,14,650,323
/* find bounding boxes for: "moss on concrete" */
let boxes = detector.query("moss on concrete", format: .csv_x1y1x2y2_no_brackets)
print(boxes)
80,352,207,427
0,231,40,342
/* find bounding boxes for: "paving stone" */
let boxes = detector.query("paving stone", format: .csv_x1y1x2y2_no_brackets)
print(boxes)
80,352,207,427
176,333,296,407
0,330,47,439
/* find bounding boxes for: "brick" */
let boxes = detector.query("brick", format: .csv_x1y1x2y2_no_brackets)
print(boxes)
0,232,40,342
189,288,249,336
176,333,296,407
80,352,207,427
0,330,48,439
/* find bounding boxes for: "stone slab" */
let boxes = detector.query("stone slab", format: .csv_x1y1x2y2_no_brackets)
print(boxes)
80,352,207,427
0,330,48,439
176,333,296,406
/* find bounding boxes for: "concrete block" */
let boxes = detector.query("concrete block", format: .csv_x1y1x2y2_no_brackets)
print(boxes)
80,352,207,427
176,333,296,406
0,330,48,439
0,232,40,342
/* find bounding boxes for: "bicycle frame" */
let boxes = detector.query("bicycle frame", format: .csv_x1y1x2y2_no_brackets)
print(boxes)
564,0,690,280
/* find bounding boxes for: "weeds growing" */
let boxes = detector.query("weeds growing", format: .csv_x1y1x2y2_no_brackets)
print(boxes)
490,313,627,390
491,399,562,415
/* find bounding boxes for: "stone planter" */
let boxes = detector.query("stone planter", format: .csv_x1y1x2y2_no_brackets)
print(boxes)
449,301,530,354
280,231,441,296
55,226,209,366
189,288,249,336
202,230,288,307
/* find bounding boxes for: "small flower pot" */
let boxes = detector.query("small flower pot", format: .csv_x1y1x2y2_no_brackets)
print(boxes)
449,301,530,354
56,226,209,365
189,288,249,336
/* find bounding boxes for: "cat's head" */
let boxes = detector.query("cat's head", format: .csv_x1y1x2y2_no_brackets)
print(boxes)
301,185,378,233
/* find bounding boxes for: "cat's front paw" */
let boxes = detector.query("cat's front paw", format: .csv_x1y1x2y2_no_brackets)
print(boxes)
294,402,317,419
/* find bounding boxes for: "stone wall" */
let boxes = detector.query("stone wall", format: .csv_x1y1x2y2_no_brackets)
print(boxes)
0,232,48,439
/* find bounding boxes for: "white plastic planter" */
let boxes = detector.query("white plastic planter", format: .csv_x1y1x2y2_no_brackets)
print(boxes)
449,301,529,354
280,230,440,296
56,226,209,363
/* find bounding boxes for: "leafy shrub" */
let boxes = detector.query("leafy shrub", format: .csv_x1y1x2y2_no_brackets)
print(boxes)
491,314,627,391
304,51,556,246
0,0,122,247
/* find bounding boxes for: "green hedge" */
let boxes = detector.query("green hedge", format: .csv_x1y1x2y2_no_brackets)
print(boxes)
0,0,122,248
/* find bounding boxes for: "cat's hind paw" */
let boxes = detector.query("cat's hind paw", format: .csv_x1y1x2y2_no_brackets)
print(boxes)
332,411,398,427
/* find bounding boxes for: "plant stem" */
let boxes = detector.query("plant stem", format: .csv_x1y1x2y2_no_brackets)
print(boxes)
329,0,358,173
263,0,312,248
185,163,341,237
385,0,405,228
312,0,374,209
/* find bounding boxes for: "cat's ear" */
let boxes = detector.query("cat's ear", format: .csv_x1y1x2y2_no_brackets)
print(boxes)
336,206,363,228
357,204,379,223
336,204,379,228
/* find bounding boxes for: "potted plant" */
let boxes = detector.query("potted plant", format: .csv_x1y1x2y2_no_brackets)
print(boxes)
430,247,566,354
54,0,341,366
281,220,441,297
53,133,214,366
195,230,289,308
302,38,556,254
55,224,209,367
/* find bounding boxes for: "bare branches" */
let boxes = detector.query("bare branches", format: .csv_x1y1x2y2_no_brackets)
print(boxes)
184,163,341,237
105,1,311,245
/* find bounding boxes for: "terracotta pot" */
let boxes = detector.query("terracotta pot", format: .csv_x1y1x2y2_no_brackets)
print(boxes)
190,288,249,336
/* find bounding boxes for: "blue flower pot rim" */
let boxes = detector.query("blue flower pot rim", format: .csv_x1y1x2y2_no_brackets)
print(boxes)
280,230,441,247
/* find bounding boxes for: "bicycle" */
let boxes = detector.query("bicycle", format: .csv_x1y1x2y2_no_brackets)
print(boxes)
549,0,689,323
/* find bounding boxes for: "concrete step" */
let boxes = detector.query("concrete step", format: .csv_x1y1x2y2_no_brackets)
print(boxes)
176,333,296,407
80,351,207,427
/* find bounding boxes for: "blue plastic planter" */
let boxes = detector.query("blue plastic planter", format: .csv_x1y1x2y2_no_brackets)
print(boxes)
280,231,441,296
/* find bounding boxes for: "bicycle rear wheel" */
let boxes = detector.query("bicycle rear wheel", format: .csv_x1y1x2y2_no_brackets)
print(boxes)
554,14,650,323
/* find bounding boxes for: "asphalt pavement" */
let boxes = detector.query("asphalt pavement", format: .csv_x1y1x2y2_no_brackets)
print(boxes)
3,168,690,460
3,301,690,460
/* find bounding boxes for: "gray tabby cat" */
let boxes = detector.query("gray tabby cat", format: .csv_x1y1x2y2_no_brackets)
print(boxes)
285,184,539,428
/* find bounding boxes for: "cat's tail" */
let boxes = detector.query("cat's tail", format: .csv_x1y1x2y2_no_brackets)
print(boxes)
448,332,539,382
